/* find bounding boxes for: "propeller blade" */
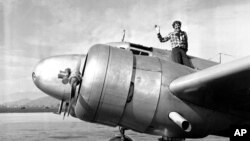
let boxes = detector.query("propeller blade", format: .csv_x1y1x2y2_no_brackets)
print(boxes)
57,56,85,119
75,55,87,101
56,100,64,115
67,83,77,116
66,57,83,117
63,102,69,119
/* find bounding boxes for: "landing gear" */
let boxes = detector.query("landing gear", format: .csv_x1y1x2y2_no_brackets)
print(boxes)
158,136,185,141
109,127,133,141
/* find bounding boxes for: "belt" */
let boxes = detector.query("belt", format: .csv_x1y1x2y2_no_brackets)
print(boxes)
174,46,186,49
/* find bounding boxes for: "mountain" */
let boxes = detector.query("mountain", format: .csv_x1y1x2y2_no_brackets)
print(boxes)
3,96,60,107
26,96,60,107
3,98,31,106
1,91,46,105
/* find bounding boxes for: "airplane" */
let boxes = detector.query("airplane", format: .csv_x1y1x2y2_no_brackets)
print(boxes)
32,41,250,141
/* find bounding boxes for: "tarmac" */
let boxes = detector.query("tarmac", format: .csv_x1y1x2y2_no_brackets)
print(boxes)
0,113,228,141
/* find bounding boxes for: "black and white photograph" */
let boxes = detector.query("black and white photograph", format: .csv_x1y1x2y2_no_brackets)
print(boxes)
1,0,250,140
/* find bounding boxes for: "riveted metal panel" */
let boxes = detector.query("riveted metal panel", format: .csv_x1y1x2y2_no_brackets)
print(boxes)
77,44,110,121
135,55,162,72
120,57,161,132
95,46,134,126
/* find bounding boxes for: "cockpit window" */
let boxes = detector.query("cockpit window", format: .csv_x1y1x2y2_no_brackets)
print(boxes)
140,52,149,56
130,43,153,52
129,43,152,56
107,42,152,56
130,49,149,56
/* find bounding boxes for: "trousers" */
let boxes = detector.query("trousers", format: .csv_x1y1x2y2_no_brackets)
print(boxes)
171,47,193,68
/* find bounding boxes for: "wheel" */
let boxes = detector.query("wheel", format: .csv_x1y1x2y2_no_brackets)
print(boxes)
109,135,133,141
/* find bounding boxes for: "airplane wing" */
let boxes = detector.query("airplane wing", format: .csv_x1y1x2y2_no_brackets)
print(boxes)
169,56,250,118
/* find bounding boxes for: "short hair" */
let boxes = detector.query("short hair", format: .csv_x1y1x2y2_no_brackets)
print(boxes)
172,21,182,28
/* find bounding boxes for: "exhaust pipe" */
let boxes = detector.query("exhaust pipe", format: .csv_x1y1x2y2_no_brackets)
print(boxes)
169,112,192,132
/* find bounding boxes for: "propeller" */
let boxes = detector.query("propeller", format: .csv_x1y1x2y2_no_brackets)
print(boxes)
66,76,80,116
55,100,64,115
75,55,88,107
63,102,69,119
58,56,84,119
58,68,71,84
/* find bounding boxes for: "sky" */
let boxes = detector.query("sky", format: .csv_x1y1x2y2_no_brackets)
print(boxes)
1,0,250,104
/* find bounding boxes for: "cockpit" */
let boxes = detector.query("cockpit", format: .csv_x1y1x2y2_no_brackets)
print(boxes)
106,42,153,56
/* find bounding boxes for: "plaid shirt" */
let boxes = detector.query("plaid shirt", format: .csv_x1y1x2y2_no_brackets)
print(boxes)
157,30,188,50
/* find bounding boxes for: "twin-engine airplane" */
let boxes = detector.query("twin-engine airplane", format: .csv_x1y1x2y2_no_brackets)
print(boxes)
32,41,250,141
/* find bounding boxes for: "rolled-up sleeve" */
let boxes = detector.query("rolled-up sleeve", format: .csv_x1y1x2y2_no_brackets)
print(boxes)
157,33,170,42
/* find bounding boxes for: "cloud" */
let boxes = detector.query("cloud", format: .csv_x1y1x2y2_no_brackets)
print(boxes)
2,0,250,104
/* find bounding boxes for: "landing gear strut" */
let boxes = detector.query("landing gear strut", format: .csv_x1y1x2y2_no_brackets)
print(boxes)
158,136,185,141
109,127,133,141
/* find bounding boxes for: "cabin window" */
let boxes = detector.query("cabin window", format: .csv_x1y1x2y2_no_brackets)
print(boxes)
140,52,149,56
130,49,149,56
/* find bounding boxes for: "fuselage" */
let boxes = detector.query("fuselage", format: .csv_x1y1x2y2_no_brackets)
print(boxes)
32,42,243,139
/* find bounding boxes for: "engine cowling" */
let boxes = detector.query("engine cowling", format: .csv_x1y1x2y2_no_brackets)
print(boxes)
75,44,133,126
75,44,161,132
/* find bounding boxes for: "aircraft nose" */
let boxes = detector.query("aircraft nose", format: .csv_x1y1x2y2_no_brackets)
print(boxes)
32,71,40,92
32,55,86,101
32,61,46,88
32,71,37,84
32,61,44,90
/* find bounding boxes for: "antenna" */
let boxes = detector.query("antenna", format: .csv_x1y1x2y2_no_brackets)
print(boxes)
218,53,234,63
121,29,126,42
208,52,234,63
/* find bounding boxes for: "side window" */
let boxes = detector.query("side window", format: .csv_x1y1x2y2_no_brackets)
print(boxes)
140,52,149,56
130,49,149,56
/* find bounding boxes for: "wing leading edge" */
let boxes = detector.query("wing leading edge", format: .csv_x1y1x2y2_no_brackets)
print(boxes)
169,56,250,117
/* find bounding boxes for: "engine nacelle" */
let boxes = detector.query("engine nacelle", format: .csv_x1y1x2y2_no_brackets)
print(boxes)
75,44,133,126
75,44,161,132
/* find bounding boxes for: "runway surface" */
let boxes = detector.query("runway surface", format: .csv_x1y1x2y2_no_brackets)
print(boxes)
0,113,228,141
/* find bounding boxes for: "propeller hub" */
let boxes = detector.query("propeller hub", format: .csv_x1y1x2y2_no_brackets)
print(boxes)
58,68,71,84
